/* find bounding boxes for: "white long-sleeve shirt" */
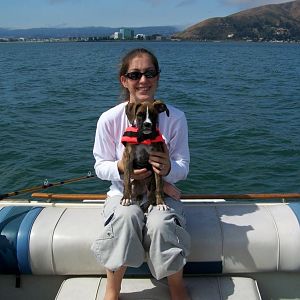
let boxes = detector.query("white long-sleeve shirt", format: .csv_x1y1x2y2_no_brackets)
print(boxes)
93,101,190,197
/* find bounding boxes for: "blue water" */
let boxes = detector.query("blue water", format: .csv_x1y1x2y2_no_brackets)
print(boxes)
0,41,299,197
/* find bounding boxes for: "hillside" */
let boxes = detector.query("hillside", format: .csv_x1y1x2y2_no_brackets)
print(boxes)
175,0,300,41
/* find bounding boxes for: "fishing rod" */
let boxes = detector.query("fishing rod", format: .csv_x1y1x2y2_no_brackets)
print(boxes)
0,172,95,200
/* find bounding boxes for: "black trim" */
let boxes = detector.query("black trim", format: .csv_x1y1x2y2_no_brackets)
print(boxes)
126,261,223,275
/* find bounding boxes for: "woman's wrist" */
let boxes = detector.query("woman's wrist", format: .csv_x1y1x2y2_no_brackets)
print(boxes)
165,163,171,176
117,160,124,174
163,160,171,176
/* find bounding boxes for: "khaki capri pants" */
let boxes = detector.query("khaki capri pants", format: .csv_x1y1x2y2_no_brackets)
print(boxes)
91,196,191,280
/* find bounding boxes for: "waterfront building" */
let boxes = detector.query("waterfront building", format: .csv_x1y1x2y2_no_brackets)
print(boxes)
135,34,146,40
120,28,134,40
113,32,122,40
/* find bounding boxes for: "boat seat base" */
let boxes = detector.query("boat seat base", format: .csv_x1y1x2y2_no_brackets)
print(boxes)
55,276,262,300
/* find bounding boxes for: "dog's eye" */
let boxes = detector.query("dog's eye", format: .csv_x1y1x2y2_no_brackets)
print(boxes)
137,112,145,118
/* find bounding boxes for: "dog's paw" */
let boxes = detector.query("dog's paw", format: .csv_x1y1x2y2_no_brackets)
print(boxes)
121,198,133,206
157,204,169,211
147,205,153,213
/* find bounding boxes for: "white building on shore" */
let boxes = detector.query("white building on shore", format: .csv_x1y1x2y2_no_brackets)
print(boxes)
113,28,135,40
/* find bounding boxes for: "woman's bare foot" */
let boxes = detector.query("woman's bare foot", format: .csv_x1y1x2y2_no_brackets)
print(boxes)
103,289,119,300
167,269,190,300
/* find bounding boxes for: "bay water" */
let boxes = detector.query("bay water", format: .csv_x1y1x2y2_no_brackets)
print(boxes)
0,41,299,197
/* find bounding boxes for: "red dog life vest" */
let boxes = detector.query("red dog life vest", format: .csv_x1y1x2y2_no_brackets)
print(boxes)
121,126,164,145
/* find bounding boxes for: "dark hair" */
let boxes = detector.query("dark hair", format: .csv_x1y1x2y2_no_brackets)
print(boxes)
119,48,160,101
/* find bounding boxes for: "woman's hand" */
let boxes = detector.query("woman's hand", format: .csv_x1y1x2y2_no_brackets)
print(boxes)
118,143,170,179
132,168,153,180
149,143,171,176
118,158,152,180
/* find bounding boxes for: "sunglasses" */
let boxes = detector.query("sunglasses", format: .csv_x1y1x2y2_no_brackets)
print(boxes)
125,70,160,80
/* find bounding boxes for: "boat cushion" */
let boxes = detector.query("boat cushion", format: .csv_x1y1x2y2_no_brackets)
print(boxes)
30,203,300,275
0,206,43,274
1,202,300,275
55,276,262,300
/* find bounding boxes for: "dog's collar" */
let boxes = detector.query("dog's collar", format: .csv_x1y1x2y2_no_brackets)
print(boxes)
121,126,164,145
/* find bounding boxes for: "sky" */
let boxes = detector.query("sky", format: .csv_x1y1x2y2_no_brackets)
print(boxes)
0,0,294,29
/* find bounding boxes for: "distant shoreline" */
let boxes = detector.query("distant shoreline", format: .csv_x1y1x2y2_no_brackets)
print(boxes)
1,38,299,44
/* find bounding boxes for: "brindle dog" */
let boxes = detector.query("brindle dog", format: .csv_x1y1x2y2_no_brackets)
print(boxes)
121,100,169,211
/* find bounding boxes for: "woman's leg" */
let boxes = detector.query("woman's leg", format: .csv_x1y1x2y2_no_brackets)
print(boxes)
144,198,191,299
92,196,145,271
144,197,191,281
104,266,127,300
92,196,145,299
168,268,190,300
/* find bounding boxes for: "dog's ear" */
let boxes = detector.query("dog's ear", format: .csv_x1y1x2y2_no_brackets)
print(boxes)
153,100,169,117
125,102,141,124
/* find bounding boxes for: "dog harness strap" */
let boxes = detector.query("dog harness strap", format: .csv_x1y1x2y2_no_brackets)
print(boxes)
121,126,164,145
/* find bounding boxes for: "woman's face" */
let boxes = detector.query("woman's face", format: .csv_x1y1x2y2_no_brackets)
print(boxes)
120,53,159,103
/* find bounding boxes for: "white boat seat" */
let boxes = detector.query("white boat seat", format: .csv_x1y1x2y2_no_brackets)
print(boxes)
1,203,300,275
55,276,262,300
28,203,300,275
1,202,299,300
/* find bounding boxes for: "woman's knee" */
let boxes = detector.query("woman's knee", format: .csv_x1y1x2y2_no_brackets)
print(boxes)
146,210,172,234
115,204,144,225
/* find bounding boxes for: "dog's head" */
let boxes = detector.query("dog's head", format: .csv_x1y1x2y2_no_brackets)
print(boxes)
126,100,169,136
